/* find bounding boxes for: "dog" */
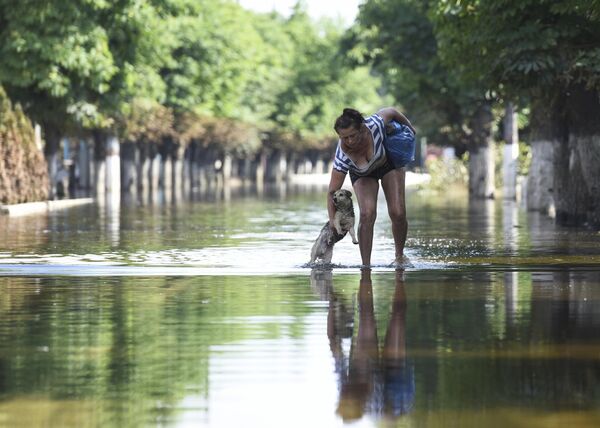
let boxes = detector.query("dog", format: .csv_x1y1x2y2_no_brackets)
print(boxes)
310,189,358,264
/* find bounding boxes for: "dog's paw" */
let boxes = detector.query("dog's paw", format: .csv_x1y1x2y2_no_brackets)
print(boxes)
352,239,359,244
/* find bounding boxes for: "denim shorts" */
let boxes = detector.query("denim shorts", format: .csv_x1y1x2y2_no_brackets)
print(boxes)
349,157,395,184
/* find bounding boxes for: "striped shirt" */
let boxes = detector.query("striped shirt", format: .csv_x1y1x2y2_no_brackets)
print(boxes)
333,114,387,175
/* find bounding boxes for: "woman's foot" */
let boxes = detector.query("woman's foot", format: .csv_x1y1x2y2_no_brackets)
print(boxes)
390,255,413,269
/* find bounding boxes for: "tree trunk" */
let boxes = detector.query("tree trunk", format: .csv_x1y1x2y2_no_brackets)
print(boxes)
315,156,326,174
77,139,91,193
526,96,562,215
136,141,149,197
574,135,600,227
189,141,199,192
92,129,106,198
268,149,287,184
255,150,267,195
105,135,120,196
468,103,495,199
255,150,267,184
43,125,61,200
287,152,297,180
556,84,600,228
182,145,191,198
148,144,160,201
502,102,519,200
241,157,253,184
158,138,172,201
526,140,555,215
121,141,137,194
222,153,232,185
194,143,212,193
172,141,185,203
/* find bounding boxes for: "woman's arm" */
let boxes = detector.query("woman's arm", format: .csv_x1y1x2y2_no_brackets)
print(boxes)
377,107,416,134
327,169,347,222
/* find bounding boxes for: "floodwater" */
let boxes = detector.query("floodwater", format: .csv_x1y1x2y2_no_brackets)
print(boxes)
1,184,600,428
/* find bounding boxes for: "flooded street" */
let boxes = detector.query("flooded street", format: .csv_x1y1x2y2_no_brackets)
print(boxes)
1,185,600,427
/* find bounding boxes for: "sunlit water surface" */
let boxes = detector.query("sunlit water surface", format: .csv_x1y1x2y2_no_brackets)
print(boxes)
1,184,600,427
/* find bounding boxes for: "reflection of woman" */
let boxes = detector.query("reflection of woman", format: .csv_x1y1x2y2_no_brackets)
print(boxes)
332,269,415,421
381,270,414,417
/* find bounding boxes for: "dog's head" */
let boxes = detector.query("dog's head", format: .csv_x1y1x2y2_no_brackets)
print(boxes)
332,189,353,207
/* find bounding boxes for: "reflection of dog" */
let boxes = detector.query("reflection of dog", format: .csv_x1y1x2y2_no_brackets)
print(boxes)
310,189,358,264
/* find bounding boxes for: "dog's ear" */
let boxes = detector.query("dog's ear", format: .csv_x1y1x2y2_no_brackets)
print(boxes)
344,189,352,198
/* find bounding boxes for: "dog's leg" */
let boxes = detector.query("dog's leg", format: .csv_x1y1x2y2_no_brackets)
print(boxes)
323,247,333,264
349,226,359,244
310,240,320,263
333,216,343,235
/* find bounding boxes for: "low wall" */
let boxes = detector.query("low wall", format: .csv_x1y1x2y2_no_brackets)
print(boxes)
0,198,94,217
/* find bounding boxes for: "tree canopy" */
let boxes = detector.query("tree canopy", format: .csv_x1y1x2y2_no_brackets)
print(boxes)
0,0,387,152
432,0,600,97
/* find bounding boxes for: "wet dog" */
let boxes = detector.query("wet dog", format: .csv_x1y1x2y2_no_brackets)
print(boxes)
310,189,358,264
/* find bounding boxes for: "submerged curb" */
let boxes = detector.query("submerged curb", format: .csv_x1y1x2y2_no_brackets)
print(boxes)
0,198,94,217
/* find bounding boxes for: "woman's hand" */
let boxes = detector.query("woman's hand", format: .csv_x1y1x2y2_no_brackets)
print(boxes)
378,107,416,135
327,169,347,223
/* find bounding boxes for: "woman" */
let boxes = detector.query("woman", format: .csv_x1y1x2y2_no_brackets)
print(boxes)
328,107,416,267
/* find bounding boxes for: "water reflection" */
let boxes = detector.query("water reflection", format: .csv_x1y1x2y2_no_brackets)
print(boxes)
3,184,600,426
1,268,600,426
311,268,415,423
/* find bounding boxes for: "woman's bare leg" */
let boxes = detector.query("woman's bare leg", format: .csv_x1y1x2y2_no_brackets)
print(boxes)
381,168,408,262
383,270,407,359
352,177,379,266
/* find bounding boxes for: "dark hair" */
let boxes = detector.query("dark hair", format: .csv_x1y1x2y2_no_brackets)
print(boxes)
334,108,365,132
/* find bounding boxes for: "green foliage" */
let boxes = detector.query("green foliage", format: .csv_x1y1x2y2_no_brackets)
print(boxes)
348,0,490,150
101,0,170,111
0,0,119,130
0,0,396,152
431,0,600,97
0,86,49,203
194,116,262,157
0,0,388,153
119,99,174,144
162,1,265,118
424,155,468,191
268,6,386,142
0,1,117,97
518,142,532,176
2,0,599,161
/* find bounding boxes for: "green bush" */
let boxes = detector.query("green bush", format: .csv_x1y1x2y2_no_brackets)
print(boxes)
424,155,468,191
0,87,49,204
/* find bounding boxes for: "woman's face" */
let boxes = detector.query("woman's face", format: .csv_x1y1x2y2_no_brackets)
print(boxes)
337,125,364,148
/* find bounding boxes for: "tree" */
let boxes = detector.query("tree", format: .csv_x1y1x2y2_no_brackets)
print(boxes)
0,86,49,203
0,0,119,195
161,0,265,119
431,0,600,226
0,0,171,196
347,0,496,198
270,3,386,146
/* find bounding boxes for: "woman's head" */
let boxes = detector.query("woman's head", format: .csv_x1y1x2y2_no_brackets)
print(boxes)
335,108,366,148
334,108,364,133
